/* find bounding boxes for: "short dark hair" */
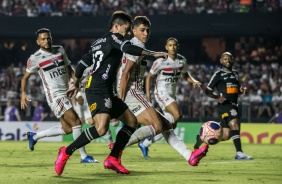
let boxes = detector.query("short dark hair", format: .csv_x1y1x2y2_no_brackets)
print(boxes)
166,37,178,45
132,16,151,29
36,28,51,38
221,52,233,58
109,11,132,30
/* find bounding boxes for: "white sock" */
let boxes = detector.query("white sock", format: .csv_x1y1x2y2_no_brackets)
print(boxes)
33,126,65,141
142,133,164,147
72,125,87,159
142,137,152,147
162,130,192,161
164,112,175,124
126,125,156,147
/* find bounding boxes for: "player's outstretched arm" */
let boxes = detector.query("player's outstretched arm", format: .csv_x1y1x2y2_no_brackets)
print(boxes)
20,72,32,109
183,72,202,89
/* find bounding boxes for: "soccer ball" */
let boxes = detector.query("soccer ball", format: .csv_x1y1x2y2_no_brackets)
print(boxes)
199,121,222,145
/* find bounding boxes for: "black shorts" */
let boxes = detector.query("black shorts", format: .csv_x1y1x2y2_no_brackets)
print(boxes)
85,90,128,119
217,103,240,128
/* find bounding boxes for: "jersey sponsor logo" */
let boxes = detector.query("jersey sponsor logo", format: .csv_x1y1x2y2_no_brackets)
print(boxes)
226,83,239,94
89,102,97,112
104,98,112,109
221,112,229,119
221,73,228,76
94,38,106,45
92,45,101,51
102,64,111,80
165,77,178,83
111,35,122,44
230,109,237,116
132,105,141,113
85,76,92,88
49,67,67,79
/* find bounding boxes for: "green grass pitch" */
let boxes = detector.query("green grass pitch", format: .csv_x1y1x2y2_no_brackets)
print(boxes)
0,141,281,184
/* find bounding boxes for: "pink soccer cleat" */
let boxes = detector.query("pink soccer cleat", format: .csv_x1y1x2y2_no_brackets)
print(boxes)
54,146,70,175
188,144,209,166
104,156,130,174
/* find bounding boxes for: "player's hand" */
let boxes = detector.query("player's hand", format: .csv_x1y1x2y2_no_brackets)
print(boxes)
153,52,168,59
193,81,202,89
20,93,31,109
240,87,248,95
218,93,226,104
66,85,78,98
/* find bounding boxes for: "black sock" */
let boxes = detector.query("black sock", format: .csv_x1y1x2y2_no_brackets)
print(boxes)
110,125,136,158
193,134,203,149
230,130,242,152
66,126,100,155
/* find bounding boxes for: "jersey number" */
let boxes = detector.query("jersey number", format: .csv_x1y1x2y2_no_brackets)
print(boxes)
92,51,103,72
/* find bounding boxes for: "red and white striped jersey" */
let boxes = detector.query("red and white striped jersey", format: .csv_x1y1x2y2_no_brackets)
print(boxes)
26,45,71,103
117,37,146,93
150,54,188,95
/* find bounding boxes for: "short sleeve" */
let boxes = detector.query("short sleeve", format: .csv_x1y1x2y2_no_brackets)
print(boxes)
26,56,39,73
181,59,188,73
59,46,71,66
150,58,162,75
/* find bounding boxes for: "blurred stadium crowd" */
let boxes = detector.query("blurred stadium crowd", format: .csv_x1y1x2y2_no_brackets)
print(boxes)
0,0,281,17
0,35,281,122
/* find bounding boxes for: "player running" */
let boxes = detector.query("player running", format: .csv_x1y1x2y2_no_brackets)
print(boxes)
138,37,202,157
193,52,253,160
117,16,208,166
21,28,96,163
54,11,168,175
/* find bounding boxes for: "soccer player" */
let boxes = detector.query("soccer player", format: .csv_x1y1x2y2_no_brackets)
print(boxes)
21,28,96,163
193,52,253,160
117,16,208,165
54,10,167,175
138,37,202,157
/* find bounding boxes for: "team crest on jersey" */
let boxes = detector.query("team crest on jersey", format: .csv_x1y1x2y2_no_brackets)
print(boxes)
102,73,108,80
173,68,178,75
65,101,69,105
51,57,59,66
104,98,112,109
230,109,237,116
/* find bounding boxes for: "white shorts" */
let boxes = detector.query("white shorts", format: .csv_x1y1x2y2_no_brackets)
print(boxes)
124,89,153,116
48,96,73,118
154,92,176,111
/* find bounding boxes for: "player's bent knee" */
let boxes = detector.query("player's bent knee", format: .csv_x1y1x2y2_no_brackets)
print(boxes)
96,128,108,136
